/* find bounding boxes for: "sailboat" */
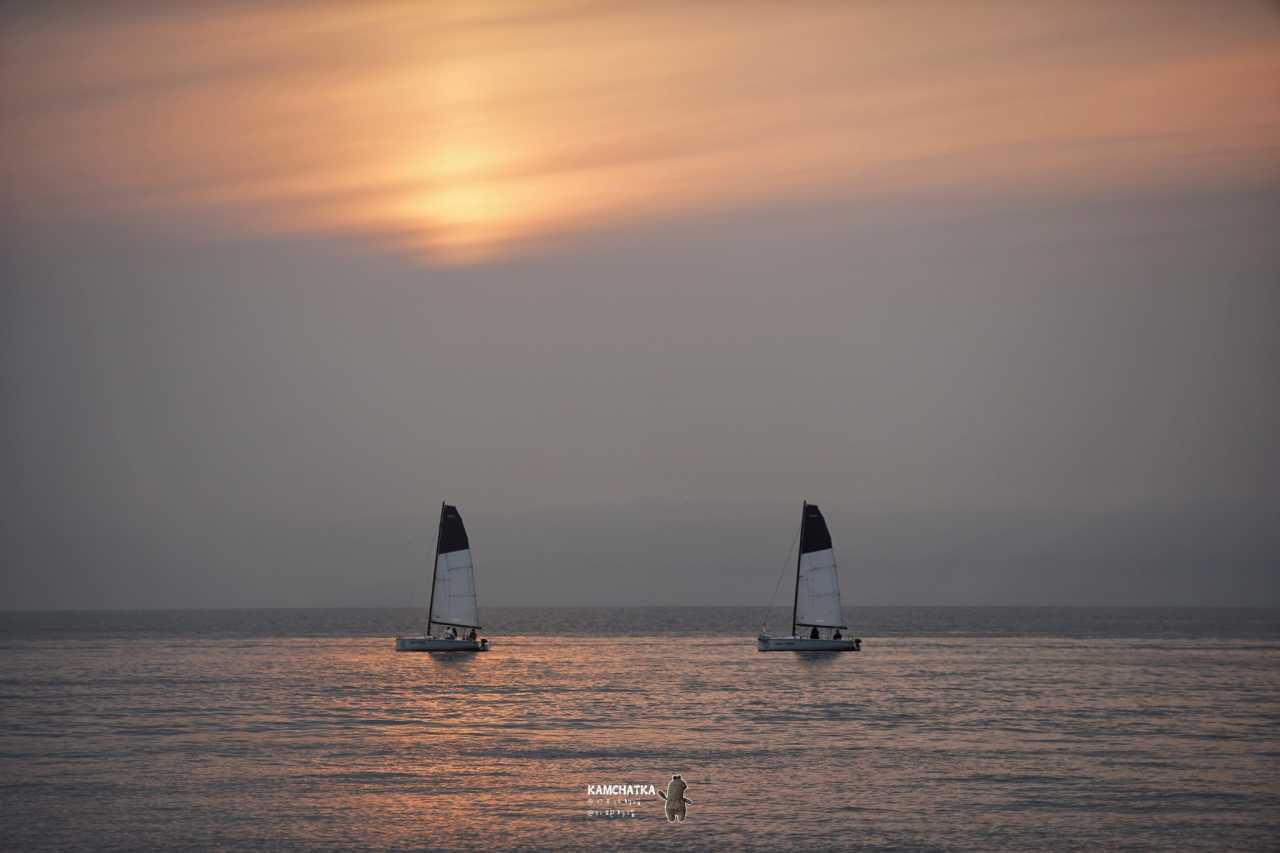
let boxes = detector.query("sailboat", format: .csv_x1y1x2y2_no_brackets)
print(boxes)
395,502,490,652
758,501,861,652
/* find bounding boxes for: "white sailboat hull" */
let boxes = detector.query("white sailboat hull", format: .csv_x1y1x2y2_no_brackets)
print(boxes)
395,636,489,652
757,634,860,652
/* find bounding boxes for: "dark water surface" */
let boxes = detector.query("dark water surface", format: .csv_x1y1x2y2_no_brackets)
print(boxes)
2,608,1277,851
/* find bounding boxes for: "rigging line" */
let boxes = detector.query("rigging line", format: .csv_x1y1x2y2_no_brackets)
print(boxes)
760,521,802,631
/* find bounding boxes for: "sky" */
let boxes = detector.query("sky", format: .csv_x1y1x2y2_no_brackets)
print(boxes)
2,1,1278,609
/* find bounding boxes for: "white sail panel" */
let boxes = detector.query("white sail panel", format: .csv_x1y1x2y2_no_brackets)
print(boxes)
795,547,844,628
429,504,481,629
431,548,480,628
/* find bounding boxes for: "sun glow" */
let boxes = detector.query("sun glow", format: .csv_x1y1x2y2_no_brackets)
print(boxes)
3,1,1278,263
410,141,516,259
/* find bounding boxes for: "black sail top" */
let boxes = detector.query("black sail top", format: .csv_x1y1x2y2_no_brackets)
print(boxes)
800,503,833,553
437,504,470,554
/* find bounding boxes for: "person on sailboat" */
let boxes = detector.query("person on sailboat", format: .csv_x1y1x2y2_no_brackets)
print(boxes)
445,626,457,640
810,626,820,640
833,629,842,640
467,628,477,641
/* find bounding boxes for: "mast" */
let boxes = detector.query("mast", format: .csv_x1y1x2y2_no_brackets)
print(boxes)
426,501,444,636
792,500,805,638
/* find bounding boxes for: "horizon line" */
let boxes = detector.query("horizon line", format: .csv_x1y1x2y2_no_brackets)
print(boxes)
3,603,1276,614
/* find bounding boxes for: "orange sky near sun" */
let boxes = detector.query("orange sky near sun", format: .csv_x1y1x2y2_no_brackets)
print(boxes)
2,0,1278,261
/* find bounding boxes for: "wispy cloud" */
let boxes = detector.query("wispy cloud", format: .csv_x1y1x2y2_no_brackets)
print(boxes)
3,0,1278,261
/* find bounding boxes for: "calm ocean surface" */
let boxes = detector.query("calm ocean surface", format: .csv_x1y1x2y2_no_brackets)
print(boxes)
2,607,1277,852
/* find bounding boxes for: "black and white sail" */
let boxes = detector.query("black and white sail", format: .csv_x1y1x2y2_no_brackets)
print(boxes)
793,503,846,632
429,504,481,630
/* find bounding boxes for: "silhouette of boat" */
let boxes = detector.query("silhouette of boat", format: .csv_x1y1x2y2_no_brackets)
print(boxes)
396,502,490,652
758,502,861,652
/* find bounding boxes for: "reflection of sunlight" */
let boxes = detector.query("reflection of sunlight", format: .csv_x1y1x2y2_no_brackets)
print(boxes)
794,651,842,669
421,650,482,671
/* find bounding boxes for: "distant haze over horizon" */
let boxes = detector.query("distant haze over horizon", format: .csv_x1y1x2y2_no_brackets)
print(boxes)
3,2,1278,609
3,491,1276,609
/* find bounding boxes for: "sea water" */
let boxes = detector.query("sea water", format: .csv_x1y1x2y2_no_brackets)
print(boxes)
2,607,1277,851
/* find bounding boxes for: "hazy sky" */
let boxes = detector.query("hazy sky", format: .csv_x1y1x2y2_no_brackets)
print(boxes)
3,1,1278,609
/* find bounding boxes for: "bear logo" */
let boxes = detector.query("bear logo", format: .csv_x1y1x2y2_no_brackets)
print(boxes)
657,773,692,822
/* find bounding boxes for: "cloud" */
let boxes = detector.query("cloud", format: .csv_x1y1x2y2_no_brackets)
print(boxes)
3,0,1278,261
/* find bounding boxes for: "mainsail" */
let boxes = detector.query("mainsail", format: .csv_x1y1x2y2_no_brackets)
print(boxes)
429,503,481,629
793,503,846,632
